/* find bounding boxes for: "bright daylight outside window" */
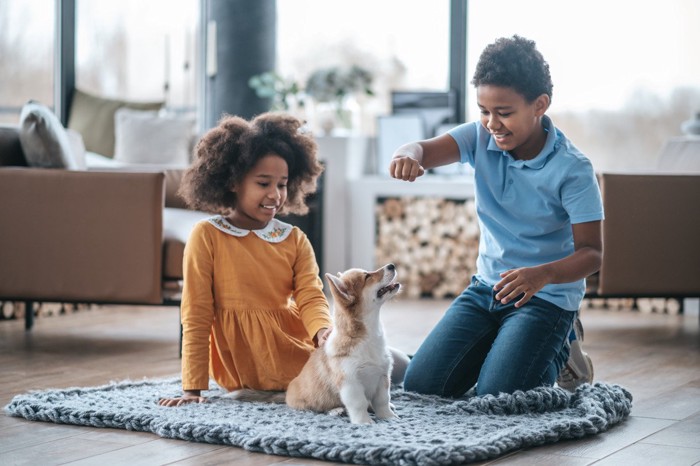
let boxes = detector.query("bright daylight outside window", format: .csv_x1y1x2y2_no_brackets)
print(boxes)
275,0,450,136
76,0,198,114
0,0,55,125
468,0,700,172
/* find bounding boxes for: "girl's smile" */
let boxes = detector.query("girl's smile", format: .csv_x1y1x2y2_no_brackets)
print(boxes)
228,153,289,230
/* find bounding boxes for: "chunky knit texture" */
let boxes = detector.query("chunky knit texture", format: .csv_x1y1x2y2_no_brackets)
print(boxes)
5,378,632,465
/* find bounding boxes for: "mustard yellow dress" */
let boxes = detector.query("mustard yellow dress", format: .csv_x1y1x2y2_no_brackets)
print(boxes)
180,216,332,392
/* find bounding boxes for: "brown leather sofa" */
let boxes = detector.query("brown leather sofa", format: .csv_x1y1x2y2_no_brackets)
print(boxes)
0,125,210,329
587,172,700,309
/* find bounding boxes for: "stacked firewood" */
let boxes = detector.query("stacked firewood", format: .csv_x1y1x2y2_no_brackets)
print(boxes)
1,301,92,320
375,197,479,299
582,297,682,314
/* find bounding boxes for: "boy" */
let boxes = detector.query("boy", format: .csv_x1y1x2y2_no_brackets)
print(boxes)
390,35,602,396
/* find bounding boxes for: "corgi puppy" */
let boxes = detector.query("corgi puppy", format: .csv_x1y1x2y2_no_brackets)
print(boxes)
229,263,401,424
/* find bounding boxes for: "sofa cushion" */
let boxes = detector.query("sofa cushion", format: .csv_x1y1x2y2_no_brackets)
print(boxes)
163,208,211,279
67,89,163,158
18,101,82,169
114,108,195,168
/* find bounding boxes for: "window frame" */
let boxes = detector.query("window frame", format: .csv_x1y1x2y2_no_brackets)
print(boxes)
54,0,468,127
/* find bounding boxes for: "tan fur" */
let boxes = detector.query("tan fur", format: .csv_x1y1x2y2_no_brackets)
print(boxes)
228,264,401,424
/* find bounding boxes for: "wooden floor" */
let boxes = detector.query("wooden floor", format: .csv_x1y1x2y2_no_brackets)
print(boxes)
1,299,699,465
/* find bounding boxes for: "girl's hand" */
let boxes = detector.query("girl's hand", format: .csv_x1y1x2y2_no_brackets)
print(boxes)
390,156,425,182
494,266,551,308
315,327,332,347
158,391,206,407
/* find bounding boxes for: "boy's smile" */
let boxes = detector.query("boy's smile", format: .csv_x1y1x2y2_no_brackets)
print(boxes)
476,85,549,160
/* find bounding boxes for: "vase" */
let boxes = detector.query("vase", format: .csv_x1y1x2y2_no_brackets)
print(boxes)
680,112,700,136
309,98,360,136
309,102,337,136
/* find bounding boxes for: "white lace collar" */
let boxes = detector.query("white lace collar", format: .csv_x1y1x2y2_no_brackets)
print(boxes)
207,216,293,243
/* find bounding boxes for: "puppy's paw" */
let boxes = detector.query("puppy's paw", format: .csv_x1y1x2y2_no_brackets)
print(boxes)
327,407,346,417
375,406,398,420
351,415,374,425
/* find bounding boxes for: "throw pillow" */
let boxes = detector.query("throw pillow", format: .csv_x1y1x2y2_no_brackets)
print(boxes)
17,101,81,170
66,128,87,170
113,108,196,168
67,88,164,158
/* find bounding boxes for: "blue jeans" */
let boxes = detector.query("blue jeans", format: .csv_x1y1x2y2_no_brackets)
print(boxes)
404,276,575,397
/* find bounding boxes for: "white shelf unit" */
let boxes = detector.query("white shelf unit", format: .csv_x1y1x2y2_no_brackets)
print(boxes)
348,175,475,272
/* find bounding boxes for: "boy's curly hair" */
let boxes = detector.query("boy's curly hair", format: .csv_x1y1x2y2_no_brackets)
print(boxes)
178,112,323,216
471,35,553,102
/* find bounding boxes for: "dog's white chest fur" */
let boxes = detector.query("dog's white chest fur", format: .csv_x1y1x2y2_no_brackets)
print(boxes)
330,326,391,391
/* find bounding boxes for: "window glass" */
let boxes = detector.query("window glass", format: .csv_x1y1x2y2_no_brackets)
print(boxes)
276,0,450,134
76,0,198,112
0,0,54,124
467,0,700,171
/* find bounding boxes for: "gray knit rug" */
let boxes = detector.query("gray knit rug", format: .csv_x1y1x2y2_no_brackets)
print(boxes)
5,377,631,465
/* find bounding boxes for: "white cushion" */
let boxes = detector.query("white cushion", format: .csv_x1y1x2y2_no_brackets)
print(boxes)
85,151,129,169
113,108,195,168
66,128,87,170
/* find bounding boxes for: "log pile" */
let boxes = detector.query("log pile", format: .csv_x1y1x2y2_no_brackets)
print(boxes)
582,297,682,314
375,197,479,299
1,301,92,320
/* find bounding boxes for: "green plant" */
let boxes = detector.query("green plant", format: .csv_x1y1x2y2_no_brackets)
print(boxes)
304,65,374,104
248,71,301,111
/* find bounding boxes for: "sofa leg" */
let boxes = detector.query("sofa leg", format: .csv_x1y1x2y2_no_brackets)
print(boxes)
178,305,183,359
24,300,34,331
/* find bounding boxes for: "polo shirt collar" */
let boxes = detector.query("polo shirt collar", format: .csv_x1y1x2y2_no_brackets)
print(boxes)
487,115,557,170
207,216,293,243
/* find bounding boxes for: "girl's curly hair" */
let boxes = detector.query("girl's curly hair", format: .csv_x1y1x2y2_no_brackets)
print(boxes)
178,112,323,216
471,35,553,103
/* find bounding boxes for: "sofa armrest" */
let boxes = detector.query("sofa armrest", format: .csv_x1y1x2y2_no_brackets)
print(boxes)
0,168,165,304
596,173,700,296
163,168,190,209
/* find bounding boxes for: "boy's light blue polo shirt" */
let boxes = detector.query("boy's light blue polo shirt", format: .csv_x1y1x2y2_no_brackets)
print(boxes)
448,115,604,311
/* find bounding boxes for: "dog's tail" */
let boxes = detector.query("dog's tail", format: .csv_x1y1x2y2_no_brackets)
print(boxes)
225,389,286,404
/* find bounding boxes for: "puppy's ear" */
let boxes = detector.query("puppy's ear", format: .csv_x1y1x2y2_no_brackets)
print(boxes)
325,273,353,304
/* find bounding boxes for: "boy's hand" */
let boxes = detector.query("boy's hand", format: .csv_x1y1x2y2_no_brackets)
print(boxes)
390,156,425,182
158,391,206,407
494,266,551,308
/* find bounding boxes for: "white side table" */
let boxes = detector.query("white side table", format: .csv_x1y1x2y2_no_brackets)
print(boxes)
657,136,700,173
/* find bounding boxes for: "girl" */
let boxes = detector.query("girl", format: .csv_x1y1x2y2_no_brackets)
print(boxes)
391,35,603,396
159,113,333,406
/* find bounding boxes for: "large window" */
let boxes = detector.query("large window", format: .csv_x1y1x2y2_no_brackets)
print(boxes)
6,1,697,173
0,0,55,125
76,0,199,112
276,0,451,135
468,0,700,171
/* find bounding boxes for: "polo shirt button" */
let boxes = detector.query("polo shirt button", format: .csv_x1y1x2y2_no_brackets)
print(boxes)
508,179,513,184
